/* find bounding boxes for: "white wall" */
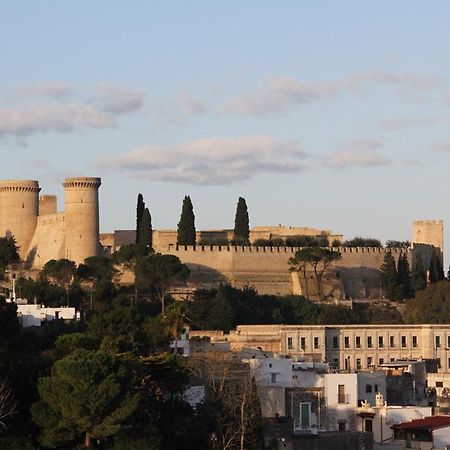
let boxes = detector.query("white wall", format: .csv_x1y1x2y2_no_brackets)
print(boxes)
17,304,78,327
433,426,450,449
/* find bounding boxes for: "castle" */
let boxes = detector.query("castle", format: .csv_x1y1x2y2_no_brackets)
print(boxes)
0,177,101,267
0,177,444,299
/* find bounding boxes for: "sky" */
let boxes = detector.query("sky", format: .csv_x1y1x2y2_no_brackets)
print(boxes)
1,1,450,261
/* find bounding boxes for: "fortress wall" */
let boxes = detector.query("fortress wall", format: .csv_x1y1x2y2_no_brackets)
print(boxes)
164,246,410,297
27,213,66,268
412,220,443,258
39,195,57,216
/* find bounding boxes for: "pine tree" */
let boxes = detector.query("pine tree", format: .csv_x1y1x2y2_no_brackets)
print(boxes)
380,252,398,300
177,196,196,245
429,248,444,283
138,207,152,249
411,256,427,293
233,197,250,245
135,194,145,244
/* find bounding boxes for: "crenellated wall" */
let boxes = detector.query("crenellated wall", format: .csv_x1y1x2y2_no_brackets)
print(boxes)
163,245,410,298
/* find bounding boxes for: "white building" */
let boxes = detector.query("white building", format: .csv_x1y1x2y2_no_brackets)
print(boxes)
16,304,78,327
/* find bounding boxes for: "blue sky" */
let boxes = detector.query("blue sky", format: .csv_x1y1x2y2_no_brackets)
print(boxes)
1,1,450,259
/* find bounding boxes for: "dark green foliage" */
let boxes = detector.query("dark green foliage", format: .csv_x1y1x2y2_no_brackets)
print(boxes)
77,255,116,283
186,285,405,329
429,248,444,283
0,236,20,271
40,258,77,287
397,253,413,299
54,333,100,359
404,281,450,323
253,238,285,247
136,193,145,244
344,237,382,247
113,243,150,266
138,208,152,249
31,349,139,448
380,252,398,299
177,196,196,245
412,256,427,293
135,253,190,315
386,240,411,249
331,239,342,247
233,197,250,245
198,238,230,246
285,235,329,247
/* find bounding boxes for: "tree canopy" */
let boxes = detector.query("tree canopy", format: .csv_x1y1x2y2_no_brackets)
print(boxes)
344,237,382,247
0,236,20,272
31,349,139,448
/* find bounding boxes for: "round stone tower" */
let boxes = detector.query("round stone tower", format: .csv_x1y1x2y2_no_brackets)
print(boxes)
63,177,101,264
0,180,40,259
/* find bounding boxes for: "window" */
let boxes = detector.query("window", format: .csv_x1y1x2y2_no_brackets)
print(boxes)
401,336,406,348
364,419,373,432
338,384,346,403
344,336,350,348
374,384,378,392
437,358,441,368
300,403,310,429
379,358,384,365
338,421,346,431
367,357,373,367
356,358,362,370
436,336,441,348
314,337,319,349
344,357,350,371
448,336,450,348
269,363,272,368
270,373,277,383
356,336,361,348
378,336,384,348
287,337,293,350
366,384,372,393
448,358,450,369
300,337,306,350
390,336,395,348
436,381,444,388
333,336,339,349
390,357,395,362
367,336,372,348
333,358,339,370
412,336,418,348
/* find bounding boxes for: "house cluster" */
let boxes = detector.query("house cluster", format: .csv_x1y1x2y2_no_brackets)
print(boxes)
179,324,450,450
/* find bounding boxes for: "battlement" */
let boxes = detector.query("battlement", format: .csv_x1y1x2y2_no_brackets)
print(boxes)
63,177,101,189
37,212,65,226
168,244,409,254
0,180,41,193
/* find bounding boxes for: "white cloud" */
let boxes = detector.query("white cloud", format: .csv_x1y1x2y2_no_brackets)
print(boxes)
378,117,438,130
91,84,145,114
223,72,442,116
152,91,208,125
96,135,307,185
323,139,390,169
0,82,146,138
430,141,450,152
0,104,115,137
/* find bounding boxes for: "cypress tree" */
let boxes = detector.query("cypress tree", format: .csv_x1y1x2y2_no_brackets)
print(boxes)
177,196,196,245
429,248,444,283
397,253,412,299
135,194,145,244
411,256,427,293
138,207,152,249
233,197,250,245
380,251,398,300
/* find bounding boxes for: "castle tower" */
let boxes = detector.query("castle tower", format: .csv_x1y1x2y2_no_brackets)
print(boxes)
412,220,444,253
0,180,40,259
63,177,101,265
